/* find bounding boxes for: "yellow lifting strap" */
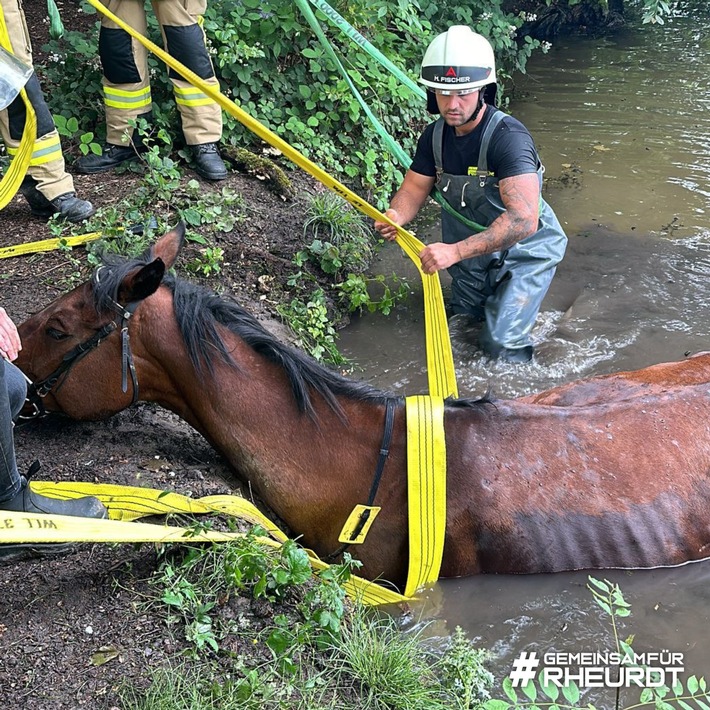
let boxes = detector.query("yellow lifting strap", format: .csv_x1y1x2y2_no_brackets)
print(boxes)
0,231,102,259
83,0,458,401
404,395,446,597
0,6,35,211
0,480,407,606
336,396,447,598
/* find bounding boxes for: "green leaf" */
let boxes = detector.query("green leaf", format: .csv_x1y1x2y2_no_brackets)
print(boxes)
502,677,518,703
182,208,203,226
689,676,700,694
639,688,653,703
619,639,635,657
587,576,609,593
266,628,292,656
594,599,612,615
161,592,183,607
611,588,630,607
90,646,120,667
562,680,580,704
186,231,208,245
522,679,537,701
540,679,559,702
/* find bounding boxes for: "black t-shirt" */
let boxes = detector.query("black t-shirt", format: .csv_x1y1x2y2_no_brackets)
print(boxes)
409,107,540,180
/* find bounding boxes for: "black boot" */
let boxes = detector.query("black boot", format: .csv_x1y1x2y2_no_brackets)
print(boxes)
0,462,107,564
20,178,95,223
192,142,228,181
74,142,145,174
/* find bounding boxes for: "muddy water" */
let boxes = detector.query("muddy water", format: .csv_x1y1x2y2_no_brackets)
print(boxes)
339,6,710,697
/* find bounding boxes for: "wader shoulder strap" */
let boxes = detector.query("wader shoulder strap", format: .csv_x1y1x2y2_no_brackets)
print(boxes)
432,117,445,175
477,108,506,181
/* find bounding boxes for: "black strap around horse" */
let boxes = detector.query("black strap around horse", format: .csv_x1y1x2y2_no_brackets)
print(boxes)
323,397,397,563
22,289,141,420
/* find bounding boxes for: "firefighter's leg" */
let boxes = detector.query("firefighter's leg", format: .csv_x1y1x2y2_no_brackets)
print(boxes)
153,0,226,180
0,0,93,221
74,0,151,174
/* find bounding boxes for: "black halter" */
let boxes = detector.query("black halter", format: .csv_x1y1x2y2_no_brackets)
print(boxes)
22,269,141,420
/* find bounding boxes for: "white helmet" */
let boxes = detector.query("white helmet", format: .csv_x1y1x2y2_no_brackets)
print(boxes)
419,26,496,92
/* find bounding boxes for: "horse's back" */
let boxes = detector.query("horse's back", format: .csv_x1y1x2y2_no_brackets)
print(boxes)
519,351,710,406
445,382,710,575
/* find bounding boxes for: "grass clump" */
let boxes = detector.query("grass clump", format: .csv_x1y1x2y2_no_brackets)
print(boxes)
119,527,493,709
299,191,374,279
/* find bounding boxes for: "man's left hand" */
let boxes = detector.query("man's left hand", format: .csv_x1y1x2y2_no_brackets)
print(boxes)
419,242,460,275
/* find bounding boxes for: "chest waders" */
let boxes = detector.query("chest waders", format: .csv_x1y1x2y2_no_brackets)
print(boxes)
433,110,567,361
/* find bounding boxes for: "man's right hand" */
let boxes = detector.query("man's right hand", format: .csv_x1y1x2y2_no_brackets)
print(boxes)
0,308,21,362
374,209,401,241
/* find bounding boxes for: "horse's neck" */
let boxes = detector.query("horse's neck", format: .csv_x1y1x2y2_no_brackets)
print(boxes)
138,317,397,541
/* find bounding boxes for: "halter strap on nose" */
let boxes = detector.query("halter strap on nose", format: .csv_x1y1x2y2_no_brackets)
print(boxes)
21,275,143,420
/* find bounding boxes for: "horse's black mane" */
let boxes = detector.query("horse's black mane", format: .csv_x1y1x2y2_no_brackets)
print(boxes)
93,249,490,417
93,250,392,417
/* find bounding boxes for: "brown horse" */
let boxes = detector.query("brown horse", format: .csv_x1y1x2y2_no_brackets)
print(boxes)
518,351,710,406
15,225,710,588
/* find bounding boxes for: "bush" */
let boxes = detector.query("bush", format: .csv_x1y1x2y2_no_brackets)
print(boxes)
39,0,539,204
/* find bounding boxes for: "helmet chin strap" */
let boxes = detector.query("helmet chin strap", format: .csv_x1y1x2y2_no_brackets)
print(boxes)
463,91,486,126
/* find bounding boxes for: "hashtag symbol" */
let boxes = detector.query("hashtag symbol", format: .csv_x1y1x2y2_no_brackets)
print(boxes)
509,651,540,687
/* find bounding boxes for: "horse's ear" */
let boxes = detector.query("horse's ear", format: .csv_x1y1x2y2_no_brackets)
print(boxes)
150,222,186,270
118,258,166,304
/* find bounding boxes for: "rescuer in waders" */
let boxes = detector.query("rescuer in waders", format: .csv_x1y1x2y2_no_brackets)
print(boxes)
75,0,228,181
375,26,567,363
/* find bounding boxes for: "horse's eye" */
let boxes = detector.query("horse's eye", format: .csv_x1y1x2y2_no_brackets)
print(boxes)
46,327,69,341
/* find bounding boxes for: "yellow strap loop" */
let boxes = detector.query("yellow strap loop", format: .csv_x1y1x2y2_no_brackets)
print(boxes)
0,480,407,606
404,395,446,597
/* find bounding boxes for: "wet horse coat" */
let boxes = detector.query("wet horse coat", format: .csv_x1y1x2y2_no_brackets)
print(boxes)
16,226,710,587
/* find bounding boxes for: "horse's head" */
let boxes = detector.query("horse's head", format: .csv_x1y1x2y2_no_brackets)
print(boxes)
16,224,186,420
